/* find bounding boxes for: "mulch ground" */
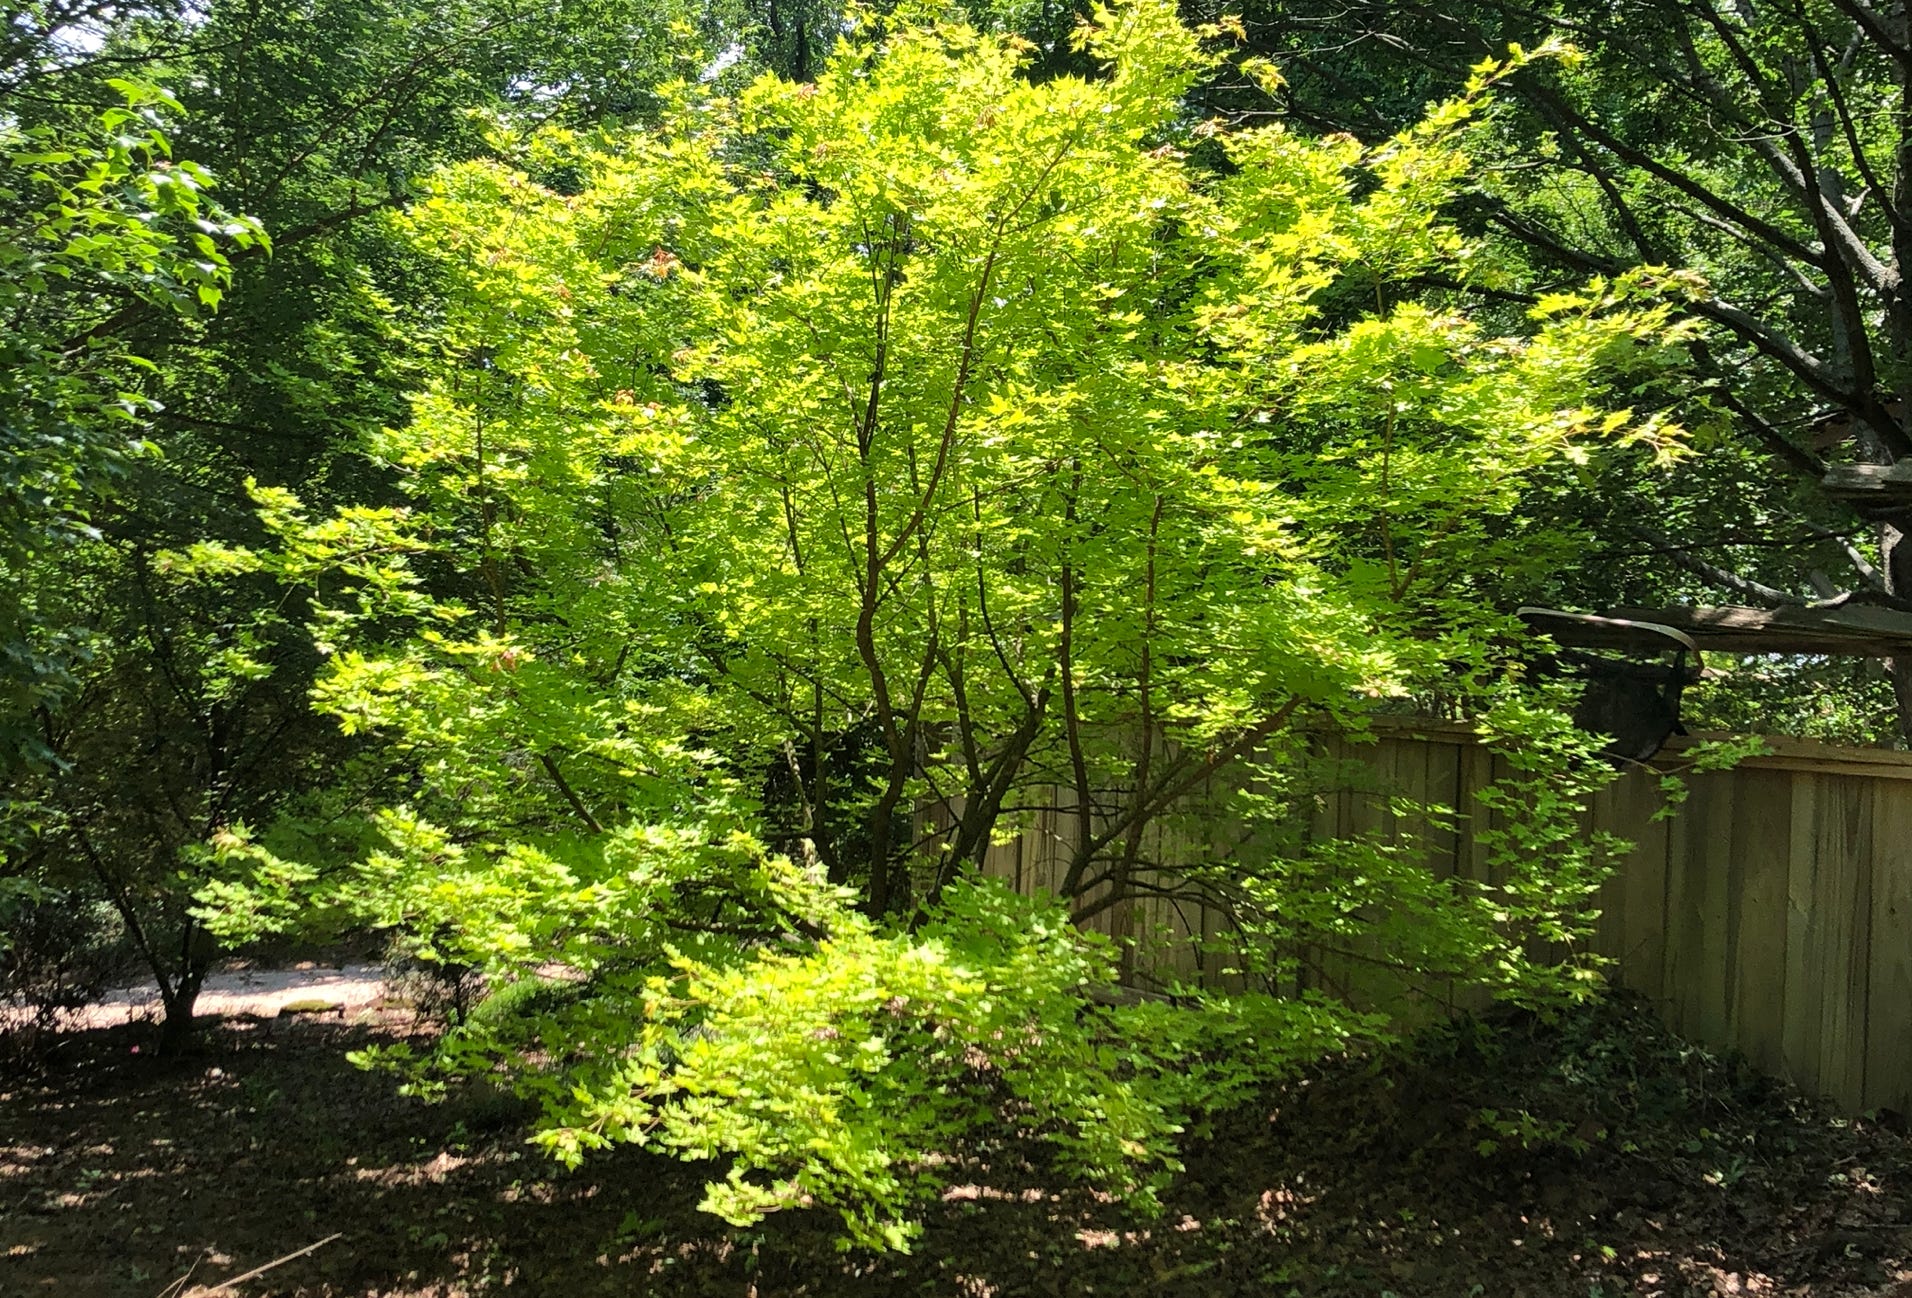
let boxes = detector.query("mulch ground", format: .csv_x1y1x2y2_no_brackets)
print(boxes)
2,993,1909,1297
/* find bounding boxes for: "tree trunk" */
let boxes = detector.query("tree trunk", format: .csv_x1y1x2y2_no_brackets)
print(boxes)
1881,522,1912,744
156,976,202,1055
154,922,214,1055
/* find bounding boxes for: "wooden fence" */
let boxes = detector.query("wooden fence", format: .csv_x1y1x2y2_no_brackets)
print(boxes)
968,719,1912,1117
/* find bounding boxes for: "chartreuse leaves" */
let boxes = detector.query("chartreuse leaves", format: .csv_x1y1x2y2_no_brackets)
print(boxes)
199,0,1697,1251
392,878,1369,1254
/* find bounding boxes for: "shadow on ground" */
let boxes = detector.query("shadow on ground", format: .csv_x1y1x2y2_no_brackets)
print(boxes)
1,995,1908,1297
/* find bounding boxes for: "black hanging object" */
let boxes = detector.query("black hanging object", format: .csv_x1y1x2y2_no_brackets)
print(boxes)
1517,608,1705,764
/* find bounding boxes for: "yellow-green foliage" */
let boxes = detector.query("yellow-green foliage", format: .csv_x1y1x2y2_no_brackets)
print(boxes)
208,0,1701,1250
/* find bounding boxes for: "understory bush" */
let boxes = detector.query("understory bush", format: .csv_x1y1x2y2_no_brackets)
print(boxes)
0,886,130,1062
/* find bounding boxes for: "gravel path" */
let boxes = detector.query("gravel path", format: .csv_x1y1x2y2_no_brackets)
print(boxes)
70,962,390,1028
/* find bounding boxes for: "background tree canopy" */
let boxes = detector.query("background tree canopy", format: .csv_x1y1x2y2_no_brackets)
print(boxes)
2,0,711,1048
1210,0,1912,743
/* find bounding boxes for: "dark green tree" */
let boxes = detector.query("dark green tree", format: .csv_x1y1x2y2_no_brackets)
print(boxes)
3,0,707,1047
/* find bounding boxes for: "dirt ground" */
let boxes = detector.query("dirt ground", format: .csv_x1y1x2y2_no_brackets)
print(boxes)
81,963,390,1030
2,993,1909,1298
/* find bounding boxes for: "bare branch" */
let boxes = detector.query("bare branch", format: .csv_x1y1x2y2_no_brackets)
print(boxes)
1625,522,1809,604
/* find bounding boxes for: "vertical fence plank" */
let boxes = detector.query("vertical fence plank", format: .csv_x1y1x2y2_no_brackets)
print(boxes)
1311,732,1347,841
1034,789,1060,899
1423,740,1462,881
1824,776,1874,1111
1588,778,1628,961
1786,775,1874,1110
1668,772,1735,1043
1461,743,1496,887
1784,774,1825,1097
979,804,1017,886
1867,780,1912,1115
1327,738,1386,1010
1612,767,1670,1001
1374,737,1424,1017
1728,768,1791,1078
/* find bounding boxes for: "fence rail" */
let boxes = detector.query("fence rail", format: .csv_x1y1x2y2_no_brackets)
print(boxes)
969,719,1912,1117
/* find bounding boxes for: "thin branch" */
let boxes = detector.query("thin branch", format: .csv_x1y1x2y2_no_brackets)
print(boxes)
539,753,604,834
1625,522,1809,604
201,1234,344,1294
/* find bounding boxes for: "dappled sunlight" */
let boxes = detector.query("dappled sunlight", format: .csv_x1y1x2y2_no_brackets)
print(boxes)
943,1183,1051,1205
350,1149,482,1188
0,1000,1909,1294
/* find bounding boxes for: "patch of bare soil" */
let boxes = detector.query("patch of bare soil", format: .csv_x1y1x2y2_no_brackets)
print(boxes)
0,994,1907,1297
79,963,391,1030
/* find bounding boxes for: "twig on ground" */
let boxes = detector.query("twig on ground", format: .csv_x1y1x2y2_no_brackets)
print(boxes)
196,1232,343,1294
154,1252,203,1298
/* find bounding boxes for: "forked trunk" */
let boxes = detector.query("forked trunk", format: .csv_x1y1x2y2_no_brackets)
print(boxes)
156,976,202,1055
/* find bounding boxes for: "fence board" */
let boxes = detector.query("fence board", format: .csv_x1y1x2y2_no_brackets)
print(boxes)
943,721,1910,1119
1325,737,1386,1009
1728,769,1791,1078
1461,744,1496,888
1424,739,1463,881
1867,783,1912,1114
1588,779,1628,959
1661,775,1707,1039
1612,769,1670,999
1818,777,1872,1110
1783,775,1822,1097
1781,775,1870,1108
